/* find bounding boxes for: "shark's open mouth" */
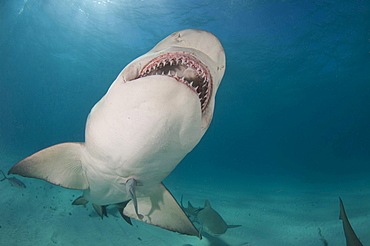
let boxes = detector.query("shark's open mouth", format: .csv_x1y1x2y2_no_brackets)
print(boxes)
138,52,212,112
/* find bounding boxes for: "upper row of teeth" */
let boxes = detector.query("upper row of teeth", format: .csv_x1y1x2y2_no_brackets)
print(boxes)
145,59,208,80
152,69,209,97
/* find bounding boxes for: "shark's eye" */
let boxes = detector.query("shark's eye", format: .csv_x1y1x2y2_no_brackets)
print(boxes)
138,52,212,112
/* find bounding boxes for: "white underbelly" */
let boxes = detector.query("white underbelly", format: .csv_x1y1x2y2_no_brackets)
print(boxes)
81,76,202,205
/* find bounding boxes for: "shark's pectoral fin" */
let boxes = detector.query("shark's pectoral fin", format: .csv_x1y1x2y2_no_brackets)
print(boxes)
8,143,89,190
123,183,201,238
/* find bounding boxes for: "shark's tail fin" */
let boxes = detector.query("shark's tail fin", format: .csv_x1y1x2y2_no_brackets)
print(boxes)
0,170,6,181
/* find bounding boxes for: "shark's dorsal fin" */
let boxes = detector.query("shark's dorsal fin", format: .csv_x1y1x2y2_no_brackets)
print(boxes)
339,197,363,246
188,201,195,209
8,143,89,190
123,183,201,238
204,199,211,208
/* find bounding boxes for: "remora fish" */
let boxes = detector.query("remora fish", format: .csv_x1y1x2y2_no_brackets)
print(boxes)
0,170,26,188
8,29,226,237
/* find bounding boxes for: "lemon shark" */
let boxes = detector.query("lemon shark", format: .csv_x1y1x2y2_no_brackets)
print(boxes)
8,29,226,238
181,197,241,237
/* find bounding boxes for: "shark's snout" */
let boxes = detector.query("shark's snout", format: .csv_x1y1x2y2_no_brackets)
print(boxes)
138,52,212,112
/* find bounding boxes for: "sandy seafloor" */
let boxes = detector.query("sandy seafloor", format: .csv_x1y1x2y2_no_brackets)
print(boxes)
1,151,369,246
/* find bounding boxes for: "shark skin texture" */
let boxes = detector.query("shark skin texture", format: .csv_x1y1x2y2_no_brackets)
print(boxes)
8,29,226,238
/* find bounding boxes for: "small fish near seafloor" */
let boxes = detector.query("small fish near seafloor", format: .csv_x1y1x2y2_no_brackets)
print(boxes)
181,196,241,237
0,170,26,188
7,29,226,238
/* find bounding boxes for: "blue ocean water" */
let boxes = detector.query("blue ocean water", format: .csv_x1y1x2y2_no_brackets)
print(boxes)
0,0,369,245
2,0,369,179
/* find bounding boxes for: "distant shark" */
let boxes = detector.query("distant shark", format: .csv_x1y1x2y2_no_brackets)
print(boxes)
181,197,241,237
339,197,363,246
8,29,226,237
0,170,26,188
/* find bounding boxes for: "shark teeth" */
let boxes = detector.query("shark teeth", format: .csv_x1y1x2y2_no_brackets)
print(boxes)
138,52,212,112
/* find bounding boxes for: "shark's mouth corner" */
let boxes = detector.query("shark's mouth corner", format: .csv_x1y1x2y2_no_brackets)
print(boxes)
138,52,212,112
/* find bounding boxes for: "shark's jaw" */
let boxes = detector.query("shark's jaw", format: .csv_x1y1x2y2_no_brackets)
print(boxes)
137,52,212,112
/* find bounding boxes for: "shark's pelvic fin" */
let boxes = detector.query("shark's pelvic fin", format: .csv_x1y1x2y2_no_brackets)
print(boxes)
72,195,89,205
123,183,201,238
116,200,133,225
93,204,107,219
339,197,363,246
126,178,144,220
8,143,89,190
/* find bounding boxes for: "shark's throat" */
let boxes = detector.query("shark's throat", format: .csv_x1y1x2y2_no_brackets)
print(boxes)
138,52,212,112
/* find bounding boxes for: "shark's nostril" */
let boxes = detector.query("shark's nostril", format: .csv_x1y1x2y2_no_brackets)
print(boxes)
138,52,212,112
